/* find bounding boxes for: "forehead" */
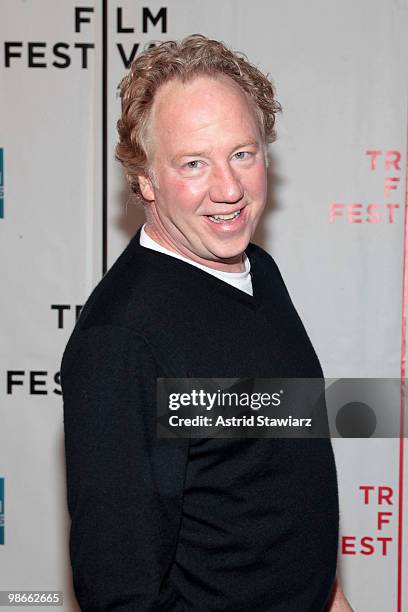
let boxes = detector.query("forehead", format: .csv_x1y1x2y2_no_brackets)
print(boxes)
148,74,262,149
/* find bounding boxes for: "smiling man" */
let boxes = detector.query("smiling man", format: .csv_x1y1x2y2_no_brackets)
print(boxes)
136,73,267,271
61,35,352,611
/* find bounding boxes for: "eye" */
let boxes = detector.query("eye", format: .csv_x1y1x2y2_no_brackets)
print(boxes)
184,160,203,169
234,151,250,160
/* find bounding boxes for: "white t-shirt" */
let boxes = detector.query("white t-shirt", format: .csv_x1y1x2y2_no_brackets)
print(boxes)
139,223,253,296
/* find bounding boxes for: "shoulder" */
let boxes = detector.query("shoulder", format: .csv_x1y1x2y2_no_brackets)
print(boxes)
69,231,177,334
60,323,155,389
60,232,170,376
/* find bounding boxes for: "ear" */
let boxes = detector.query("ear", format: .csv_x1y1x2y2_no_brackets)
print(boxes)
138,173,155,202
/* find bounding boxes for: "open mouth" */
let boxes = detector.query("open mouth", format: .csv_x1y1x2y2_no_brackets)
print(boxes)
206,209,242,224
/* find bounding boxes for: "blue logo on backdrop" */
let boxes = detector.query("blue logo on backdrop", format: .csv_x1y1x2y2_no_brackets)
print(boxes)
0,478,4,544
0,148,4,218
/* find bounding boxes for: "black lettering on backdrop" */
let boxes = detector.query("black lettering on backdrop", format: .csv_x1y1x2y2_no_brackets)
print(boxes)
4,42,22,67
75,43,94,69
54,371,62,395
116,43,140,68
75,6,94,33
142,7,167,33
117,7,134,33
116,7,167,33
28,42,46,68
4,6,167,69
51,304,83,329
5,370,62,395
51,305,70,329
53,43,70,68
30,371,48,395
7,371,24,394
4,42,95,69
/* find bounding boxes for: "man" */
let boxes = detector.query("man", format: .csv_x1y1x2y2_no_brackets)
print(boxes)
61,34,352,611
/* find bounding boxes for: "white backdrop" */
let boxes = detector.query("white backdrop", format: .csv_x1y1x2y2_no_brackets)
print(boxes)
1,1,407,610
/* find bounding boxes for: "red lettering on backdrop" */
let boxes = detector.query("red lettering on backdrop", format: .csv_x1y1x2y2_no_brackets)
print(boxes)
367,204,380,223
360,537,375,555
385,150,401,171
384,177,400,197
366,150,382,170
378,485,393,504
341,485,394,557
341,535,392,556
348,204,363,223
359,485,375,504
378,512,393,530
329,150,401,223
366,150,401,171
329,203,399,223
342,536,357,555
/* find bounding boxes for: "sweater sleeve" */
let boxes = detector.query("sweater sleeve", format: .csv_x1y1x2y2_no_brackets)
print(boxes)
61,324,187,611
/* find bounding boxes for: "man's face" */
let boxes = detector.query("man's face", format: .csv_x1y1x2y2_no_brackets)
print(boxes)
139,74,268,272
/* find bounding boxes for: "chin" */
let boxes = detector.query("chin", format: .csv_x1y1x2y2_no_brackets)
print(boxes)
209,243,248,262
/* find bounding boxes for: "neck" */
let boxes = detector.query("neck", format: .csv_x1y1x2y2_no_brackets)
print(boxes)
143,222,246,273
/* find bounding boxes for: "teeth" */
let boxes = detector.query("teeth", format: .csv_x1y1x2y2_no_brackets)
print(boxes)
208,210,241,222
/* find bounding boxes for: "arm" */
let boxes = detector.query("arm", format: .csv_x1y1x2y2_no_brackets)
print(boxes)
325,575,354,612
61,324,187,611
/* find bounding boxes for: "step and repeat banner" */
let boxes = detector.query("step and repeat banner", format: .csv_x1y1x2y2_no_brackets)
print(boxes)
1,1,408,610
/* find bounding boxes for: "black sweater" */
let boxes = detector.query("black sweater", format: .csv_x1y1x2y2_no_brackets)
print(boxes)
61,226,339,612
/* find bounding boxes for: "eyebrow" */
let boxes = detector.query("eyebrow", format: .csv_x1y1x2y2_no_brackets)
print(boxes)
172,141,260,163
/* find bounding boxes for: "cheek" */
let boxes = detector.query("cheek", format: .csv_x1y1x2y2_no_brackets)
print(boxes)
167,177,207,209
160,176,190,209
244,165,267,195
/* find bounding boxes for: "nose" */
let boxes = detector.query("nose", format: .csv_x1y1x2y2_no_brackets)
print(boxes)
209,163,244,205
